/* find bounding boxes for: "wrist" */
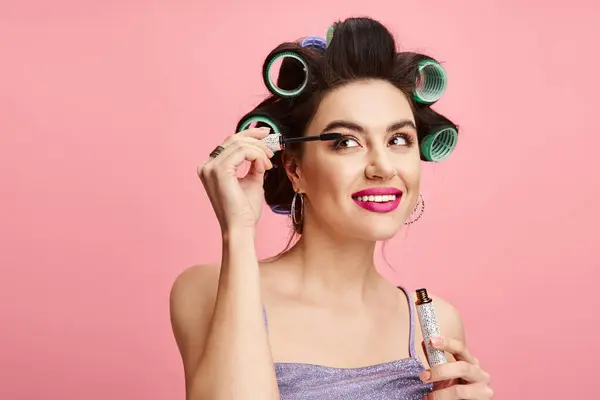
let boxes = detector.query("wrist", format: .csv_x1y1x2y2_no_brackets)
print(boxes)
220,227,260,274
221,226,256,245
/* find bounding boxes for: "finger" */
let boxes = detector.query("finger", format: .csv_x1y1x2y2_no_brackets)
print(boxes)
200,144,264,182
210,137,274,166
200,135,274,180
234,136,275,158
231,126,272,141
246,156,272,176
430,336,478,365
426,382,493,400
421,361,489,384
210,140,267,165
245,154,270,176
421,339,452,371
215,145,268,175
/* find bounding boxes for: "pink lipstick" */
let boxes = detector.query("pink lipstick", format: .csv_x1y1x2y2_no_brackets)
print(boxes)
351,187,402,213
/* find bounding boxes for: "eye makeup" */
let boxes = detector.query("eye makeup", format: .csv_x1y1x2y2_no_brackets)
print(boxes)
329,132,416,151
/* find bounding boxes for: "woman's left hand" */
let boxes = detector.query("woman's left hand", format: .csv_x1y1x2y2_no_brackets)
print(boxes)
420,336,494,399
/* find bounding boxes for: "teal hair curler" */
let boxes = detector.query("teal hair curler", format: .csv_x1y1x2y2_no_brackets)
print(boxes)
420,126,458,162
236,115,281,134
263,51,309,98
414,59,448,105
236,115,284,152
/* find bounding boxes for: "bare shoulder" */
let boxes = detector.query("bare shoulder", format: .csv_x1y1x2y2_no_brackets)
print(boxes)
430,294,466,342
169,264,221,377
170,263,221,302
410,291,466,342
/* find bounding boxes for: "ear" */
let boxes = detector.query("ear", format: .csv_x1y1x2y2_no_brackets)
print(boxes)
282,152,304,192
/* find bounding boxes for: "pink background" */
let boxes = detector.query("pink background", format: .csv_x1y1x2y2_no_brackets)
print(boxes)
1,1,598,399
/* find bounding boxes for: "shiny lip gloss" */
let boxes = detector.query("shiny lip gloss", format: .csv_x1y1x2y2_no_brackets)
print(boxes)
351,187,402,213
415,288,447,367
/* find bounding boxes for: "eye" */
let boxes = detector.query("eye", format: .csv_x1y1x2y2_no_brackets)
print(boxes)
333,136,361,149
390,133,414,147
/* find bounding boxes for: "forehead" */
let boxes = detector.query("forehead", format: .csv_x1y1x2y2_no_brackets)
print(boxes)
310,80,414,131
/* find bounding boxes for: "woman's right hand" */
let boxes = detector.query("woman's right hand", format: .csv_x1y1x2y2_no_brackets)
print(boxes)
197,127,275,233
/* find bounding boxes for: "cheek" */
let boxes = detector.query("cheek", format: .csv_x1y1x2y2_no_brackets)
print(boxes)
304,165,338,195
303,158,359,203
398,158,421,188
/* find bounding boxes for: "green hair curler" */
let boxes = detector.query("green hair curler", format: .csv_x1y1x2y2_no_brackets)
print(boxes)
414,59,448,105
326,25,335,47
236,115,281,134
263,51,309,98
420,126,458,162
236,115,284,153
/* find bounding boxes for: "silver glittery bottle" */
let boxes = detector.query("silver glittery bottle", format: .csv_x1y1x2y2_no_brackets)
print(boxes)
262,133,284,153
415,288,447,367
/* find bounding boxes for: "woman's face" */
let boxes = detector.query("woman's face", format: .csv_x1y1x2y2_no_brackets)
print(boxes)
290,79,421,241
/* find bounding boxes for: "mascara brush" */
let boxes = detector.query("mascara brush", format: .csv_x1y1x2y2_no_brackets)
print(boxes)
263,132,342,152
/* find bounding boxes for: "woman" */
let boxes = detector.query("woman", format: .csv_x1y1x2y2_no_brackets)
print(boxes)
170,17,493,400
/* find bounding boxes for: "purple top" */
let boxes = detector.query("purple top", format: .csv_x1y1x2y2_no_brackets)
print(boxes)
264,286,433,399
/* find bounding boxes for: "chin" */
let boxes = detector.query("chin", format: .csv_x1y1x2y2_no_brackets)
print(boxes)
342,198,411,239
321,204,408,241
350,221,404,242
369,227,403,241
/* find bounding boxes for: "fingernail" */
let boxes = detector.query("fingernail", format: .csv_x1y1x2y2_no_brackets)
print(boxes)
419,370,431,382
430,336,443,347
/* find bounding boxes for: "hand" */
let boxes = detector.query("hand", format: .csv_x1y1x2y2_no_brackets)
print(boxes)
420,336,493,399
197,127,275,232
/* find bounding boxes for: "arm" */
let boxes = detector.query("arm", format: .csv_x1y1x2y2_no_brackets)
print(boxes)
170,230,279,400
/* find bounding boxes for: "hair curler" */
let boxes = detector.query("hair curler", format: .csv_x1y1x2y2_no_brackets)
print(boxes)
420,126,458,162
413,59,448,105
326,25,335,47
263,50,310,98
299,36,327,50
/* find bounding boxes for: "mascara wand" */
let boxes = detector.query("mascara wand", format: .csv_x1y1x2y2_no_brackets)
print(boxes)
263,132,341,152
236,116,341,152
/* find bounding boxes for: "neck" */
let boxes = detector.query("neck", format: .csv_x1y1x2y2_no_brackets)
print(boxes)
280,219,388,305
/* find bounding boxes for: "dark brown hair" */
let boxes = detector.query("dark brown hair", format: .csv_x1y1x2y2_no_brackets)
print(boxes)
236,17,458,237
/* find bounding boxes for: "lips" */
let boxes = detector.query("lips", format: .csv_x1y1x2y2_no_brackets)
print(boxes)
351,187,403,213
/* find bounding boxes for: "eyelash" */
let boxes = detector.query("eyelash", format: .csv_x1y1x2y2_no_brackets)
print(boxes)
331,133,415,150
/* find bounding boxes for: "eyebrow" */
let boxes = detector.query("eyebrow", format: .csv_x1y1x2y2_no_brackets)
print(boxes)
320,119,417,134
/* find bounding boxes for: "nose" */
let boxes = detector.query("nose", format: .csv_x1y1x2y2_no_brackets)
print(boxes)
364,149,396,181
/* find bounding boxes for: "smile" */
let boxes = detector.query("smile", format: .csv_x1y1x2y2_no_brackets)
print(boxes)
351,187,403,213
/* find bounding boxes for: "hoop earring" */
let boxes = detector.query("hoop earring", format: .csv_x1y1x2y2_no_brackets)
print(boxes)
291,191,304,226
405,192,425,225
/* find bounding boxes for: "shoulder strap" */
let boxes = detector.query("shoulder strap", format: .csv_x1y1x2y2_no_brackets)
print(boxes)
262,305,269,332
397,286,416,358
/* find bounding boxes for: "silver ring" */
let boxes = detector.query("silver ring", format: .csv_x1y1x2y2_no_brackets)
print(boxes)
209,145,225,158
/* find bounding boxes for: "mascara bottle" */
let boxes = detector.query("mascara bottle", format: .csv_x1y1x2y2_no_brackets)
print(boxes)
415,288,447,366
